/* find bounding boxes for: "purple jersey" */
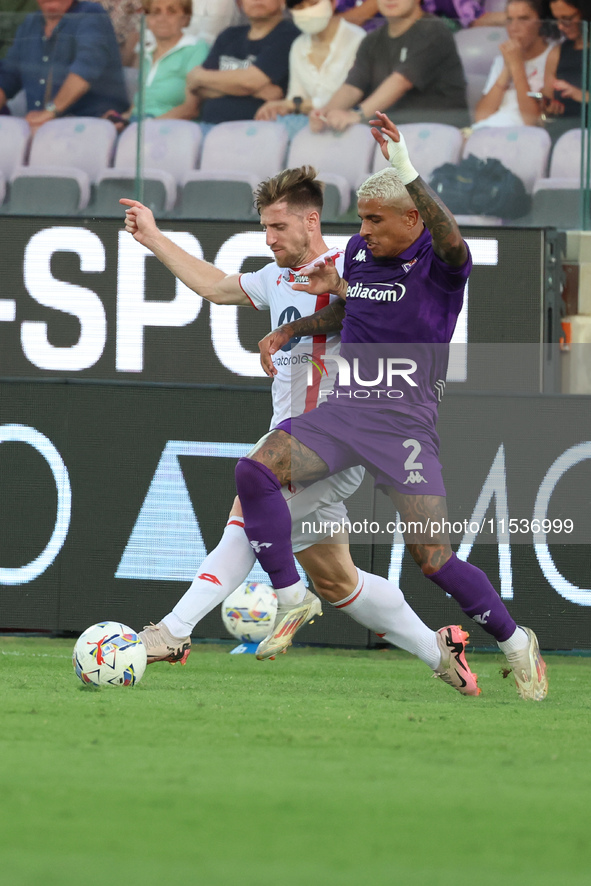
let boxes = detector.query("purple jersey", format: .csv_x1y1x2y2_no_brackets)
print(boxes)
317,228,471,430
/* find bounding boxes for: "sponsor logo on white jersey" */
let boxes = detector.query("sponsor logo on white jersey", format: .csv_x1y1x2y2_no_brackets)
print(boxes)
347,281,406,302
353,248,367,262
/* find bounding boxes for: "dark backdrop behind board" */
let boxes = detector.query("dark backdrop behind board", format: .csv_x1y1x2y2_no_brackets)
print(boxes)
1,383,589,650
1,219,586,649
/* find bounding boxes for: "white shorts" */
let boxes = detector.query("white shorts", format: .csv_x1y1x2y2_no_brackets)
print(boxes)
282,466,364,553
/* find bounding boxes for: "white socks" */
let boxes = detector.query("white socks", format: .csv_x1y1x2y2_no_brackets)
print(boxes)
333,569,441,670
162,518,255,638
275,580,307,606
497,626,529,654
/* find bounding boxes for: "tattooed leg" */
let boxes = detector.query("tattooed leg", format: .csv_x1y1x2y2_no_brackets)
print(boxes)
388,489,452,574
247,429,329,487
388,488,517,641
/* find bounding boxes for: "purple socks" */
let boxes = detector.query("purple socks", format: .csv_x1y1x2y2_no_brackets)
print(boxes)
428,552,516,642
234,457,300,590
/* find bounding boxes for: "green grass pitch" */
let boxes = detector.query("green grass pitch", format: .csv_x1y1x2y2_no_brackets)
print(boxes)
1,637,590,886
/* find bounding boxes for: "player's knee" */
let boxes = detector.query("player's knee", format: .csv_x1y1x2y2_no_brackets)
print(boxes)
310,576,341,603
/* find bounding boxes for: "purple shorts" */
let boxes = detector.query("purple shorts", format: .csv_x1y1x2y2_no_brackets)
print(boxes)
276,403,446,496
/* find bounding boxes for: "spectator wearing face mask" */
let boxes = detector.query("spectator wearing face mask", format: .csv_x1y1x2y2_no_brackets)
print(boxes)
255,0,364,134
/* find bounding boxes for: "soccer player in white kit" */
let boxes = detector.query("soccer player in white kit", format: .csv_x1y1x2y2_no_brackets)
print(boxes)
120,167,480,696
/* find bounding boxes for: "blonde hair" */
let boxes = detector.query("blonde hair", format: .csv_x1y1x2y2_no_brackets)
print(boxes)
357,167,412,209
254,166,324,215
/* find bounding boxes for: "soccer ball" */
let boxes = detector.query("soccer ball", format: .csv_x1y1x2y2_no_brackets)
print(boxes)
72,621,147,687
222,581,278,643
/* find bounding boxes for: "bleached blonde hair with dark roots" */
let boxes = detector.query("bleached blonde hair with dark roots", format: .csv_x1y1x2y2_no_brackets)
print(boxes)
357,167,412,209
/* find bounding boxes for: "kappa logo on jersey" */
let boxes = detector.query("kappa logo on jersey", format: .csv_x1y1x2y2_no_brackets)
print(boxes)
277,306,302,351
403,471,427,485
402,257,418,272
250,540,272,553
353,248,366,262
347,281,406,302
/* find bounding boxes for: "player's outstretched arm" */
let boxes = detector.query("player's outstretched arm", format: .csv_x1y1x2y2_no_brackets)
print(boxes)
120,199,249,305
259,301,346,377
369,112,468,268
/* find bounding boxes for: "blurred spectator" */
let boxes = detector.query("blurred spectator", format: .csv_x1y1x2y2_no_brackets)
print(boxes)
335,0,385,30
543,0,590,132
187,0,298,124
97,0,142,65
310,0,469,131
422,0,484,29
0,0,127,130
255,0,364,125
105,0,209,128
184,0,245,44
473,0,551,127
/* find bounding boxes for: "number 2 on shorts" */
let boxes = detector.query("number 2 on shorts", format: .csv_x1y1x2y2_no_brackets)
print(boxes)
403,438,423,471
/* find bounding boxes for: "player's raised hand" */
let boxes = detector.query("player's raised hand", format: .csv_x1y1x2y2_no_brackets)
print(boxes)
120,198,159,246
369,111,418,185
259,327,292,377
292,255,345,298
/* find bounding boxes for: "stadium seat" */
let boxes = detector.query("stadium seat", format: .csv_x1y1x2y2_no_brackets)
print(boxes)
287,123,375,219
545,127,583,179
450,125,551,225
371,122,464,183
462,125,551,194
179,120,289,220
454,26,505,76
93,119,203,216
0,117,30,179
8,166,90,214
530,128,585,227
7,118,115,214
27,117,118,179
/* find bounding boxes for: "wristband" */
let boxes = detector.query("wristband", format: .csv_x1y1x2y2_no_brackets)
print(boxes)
384,130,419,185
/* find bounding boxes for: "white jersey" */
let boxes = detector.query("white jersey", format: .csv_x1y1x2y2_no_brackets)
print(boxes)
239,248,345,428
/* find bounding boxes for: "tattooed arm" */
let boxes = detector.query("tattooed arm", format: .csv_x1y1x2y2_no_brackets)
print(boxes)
259,300,346,377
370,111,468,268
405,177,468,267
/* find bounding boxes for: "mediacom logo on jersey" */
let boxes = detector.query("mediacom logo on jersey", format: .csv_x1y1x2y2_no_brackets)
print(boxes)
346,281,406,302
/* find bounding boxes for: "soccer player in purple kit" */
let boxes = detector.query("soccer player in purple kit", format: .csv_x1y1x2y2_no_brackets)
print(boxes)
239,111,548,701
121,168,480,696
